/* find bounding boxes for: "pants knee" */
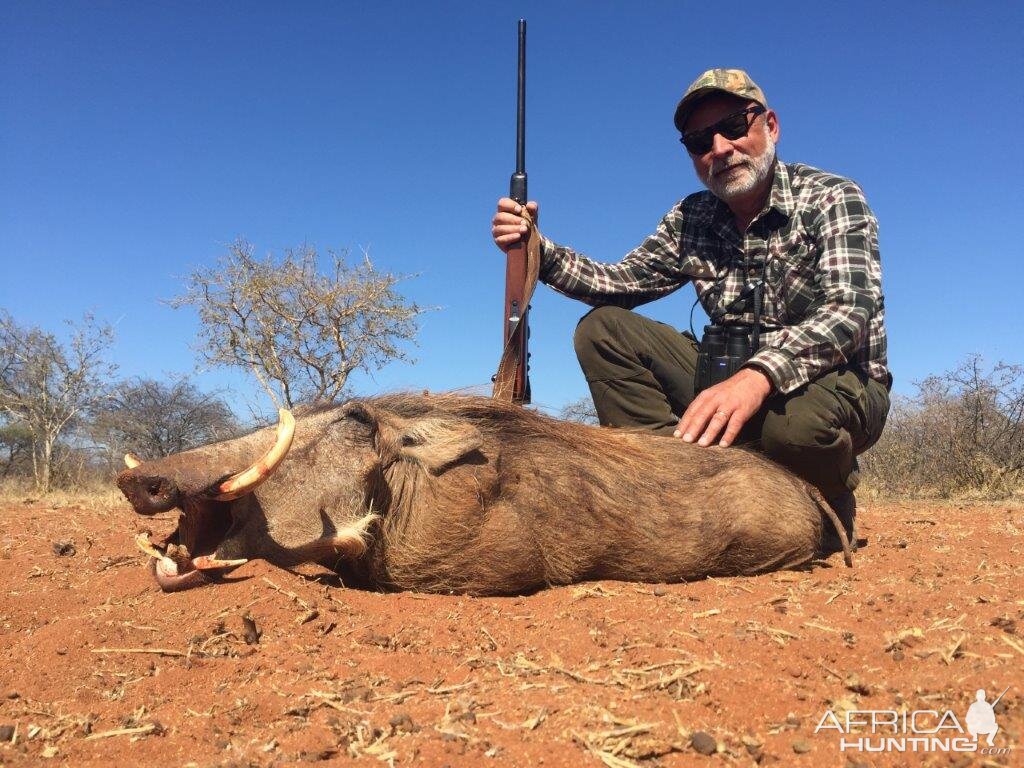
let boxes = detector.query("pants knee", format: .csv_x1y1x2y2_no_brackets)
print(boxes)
759,409,842,458
573,306,632,366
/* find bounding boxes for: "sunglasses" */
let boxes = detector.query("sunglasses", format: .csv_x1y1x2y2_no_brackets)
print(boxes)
679,105,766,154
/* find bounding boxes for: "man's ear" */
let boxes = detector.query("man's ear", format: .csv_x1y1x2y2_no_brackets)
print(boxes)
392,416,484,474
765,108,780,143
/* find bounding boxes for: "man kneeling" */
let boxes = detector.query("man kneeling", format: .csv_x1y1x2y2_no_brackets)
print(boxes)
491,68,891,554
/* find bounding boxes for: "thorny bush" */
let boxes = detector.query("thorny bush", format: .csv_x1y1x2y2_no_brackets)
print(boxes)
860,355,1024,499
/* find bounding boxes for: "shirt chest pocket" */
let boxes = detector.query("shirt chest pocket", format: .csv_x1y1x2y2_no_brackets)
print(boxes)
768,229,819,322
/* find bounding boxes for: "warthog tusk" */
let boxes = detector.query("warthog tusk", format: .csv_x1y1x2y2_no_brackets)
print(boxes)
193,555,248,571
124,453,143,469
214,409,295,501
134,532,164,559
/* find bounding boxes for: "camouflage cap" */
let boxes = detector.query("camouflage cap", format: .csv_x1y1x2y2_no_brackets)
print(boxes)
673,68,767,133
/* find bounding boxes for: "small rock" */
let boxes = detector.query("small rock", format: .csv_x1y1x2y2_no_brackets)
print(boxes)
792,739,812,754
6,691,19,700
242,614,261,645
41,745,59,758
653,586,668,597
892,649,905,661
360,631,392,649
0,725,15,742
52,541,75,557
690,731,717,755
741,734,763,757
339,685,371,703
990,616,1016,634
389,713,416,733
785,714,801,728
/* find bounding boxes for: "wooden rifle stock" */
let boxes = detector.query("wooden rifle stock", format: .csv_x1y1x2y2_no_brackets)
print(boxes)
501,228,530,403
493,19,535,405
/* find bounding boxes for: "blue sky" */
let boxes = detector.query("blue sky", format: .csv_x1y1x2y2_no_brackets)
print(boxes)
2,1,1022,418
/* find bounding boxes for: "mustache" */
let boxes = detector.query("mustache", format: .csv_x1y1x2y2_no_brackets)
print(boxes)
712,158,751,174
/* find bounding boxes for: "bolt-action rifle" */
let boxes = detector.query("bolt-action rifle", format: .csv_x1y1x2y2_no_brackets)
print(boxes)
493,19,539,405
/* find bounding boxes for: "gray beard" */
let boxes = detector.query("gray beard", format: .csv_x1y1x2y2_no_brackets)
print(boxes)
702,130,776,201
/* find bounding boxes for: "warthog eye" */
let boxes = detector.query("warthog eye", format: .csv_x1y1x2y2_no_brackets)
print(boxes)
340,405,373,427
401,434,419,447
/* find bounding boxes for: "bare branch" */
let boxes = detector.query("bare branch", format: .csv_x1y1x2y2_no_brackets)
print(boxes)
89,376,240,459
0,310,117,492
170,239,426,408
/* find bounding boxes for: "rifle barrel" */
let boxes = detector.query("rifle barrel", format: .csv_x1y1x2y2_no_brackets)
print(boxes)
516,19,526,174
510,19,527,203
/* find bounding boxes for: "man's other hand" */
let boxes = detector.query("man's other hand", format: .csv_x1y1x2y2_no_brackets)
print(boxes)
675,367,773,447
492,198,540,252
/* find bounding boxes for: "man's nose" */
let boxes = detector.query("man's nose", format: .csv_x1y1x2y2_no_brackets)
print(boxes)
710,132,733,157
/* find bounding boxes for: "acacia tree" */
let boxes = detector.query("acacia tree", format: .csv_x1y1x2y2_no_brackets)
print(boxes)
559,396,599,425
90,377,239,460
0,311,116,492
0,420,33,478
171,240,424,409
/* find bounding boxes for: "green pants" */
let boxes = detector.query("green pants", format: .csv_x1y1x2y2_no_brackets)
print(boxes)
573,306,891,499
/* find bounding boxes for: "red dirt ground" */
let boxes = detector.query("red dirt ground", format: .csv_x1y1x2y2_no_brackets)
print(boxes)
0,497,1020,767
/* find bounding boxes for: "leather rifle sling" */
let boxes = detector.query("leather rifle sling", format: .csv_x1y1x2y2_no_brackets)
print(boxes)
492,208,541,403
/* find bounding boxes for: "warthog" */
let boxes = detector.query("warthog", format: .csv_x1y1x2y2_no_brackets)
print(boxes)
117,393,849,594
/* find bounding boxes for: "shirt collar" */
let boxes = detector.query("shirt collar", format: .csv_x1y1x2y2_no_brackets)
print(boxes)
765,159,794,222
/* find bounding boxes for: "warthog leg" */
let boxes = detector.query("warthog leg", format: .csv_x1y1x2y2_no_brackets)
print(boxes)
287,513,379,563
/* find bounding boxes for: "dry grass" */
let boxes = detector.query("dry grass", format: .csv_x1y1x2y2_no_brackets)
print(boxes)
0,477,124,508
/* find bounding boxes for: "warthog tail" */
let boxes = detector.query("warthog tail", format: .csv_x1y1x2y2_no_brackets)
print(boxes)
808,486,853,567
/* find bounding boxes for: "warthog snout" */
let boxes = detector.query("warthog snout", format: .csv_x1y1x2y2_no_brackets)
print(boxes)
117,471,181,515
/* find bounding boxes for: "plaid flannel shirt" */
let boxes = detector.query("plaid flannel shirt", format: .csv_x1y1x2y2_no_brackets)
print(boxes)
539,161,889,395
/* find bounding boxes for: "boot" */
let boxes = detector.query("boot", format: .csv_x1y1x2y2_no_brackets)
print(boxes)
818,490,857,557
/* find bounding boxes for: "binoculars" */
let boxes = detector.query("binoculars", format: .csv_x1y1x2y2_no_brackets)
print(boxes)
694,325,758,395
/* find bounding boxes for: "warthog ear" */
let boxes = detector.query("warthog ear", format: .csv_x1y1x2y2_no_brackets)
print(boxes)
392,417,484,474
